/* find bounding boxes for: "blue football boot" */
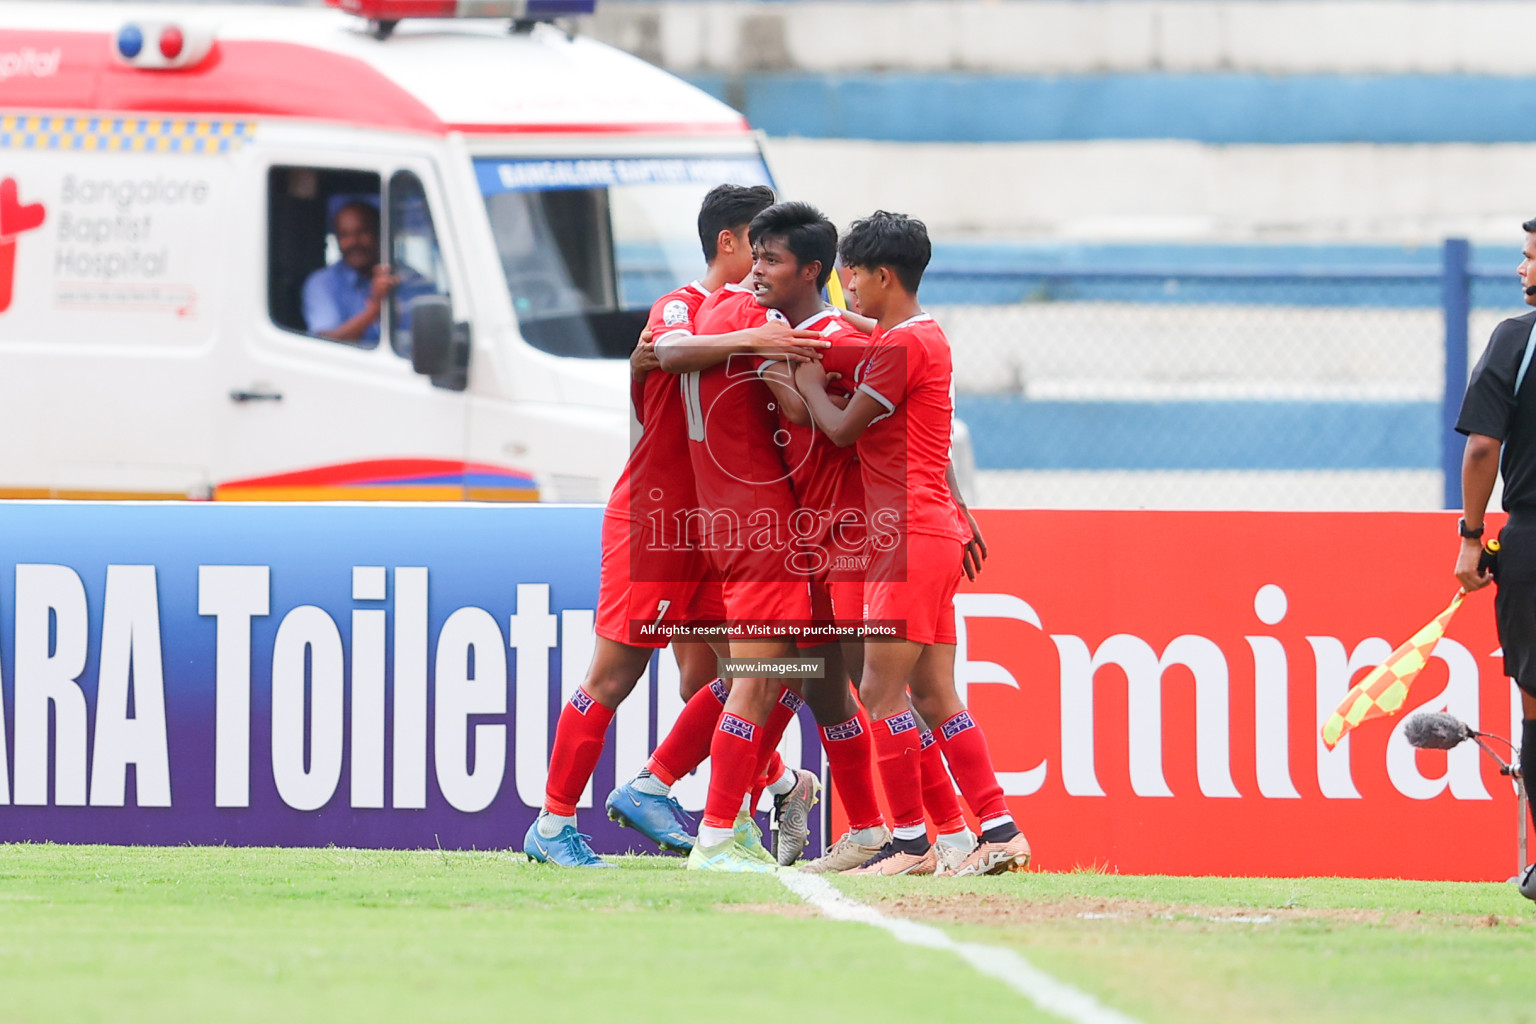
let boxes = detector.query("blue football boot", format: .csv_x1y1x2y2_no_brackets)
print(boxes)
523,817,615,868
605,780,695,853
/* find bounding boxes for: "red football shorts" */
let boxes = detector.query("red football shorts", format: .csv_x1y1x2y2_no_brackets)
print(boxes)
702,536,811,635
799,576,865,649
864,533,963,645
594,513,726,649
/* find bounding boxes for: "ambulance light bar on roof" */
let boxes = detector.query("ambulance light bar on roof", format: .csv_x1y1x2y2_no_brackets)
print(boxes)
324,1,597,21
113,20,214,69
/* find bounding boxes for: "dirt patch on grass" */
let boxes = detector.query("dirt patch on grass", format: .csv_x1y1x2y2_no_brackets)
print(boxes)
866,893,1529,931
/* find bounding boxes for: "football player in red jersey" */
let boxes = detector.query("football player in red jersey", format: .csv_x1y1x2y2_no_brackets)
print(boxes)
643,202,844,872
731,203,887,868
622,203,977,870
614,217,842,871
750,207,980,873
746,212,890,870
794,211,1031,877
525,184,824,868
628,203,874,872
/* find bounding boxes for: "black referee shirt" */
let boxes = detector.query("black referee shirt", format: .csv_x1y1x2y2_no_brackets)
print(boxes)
1458,309,1536,513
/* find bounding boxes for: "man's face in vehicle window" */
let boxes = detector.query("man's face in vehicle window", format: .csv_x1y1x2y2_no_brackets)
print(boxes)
334,203,380,273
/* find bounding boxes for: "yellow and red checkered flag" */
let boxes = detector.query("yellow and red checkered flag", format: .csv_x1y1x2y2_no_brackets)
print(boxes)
1320,591,1465,750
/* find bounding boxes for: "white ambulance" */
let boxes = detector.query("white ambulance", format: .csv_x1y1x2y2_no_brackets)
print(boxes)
0,0,778,502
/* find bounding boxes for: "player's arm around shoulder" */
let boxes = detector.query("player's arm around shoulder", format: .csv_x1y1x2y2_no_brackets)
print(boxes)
794,360,887,447
630,326,659,383
838,309,878,334
653,322,827,374
758,360,813,427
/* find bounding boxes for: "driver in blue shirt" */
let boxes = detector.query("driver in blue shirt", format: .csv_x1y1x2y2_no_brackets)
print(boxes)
303,200,397,346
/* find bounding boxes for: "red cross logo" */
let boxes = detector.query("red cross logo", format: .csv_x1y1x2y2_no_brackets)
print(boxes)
0,178,46,314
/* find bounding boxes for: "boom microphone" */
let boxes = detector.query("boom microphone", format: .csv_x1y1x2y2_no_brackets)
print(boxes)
1525,286,1536,296
1405,712,1473,750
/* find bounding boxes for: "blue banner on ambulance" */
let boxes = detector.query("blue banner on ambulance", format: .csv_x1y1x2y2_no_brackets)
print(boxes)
474,156,772,194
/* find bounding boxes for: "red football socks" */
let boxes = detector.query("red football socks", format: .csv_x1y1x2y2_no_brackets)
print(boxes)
543,687,616,817
645,678,727,786
820,709,883,831
871,710,925,831
750,759,776,812
934,711,1010,824
701,711,763,829
749,688,802,807
919,729,967,833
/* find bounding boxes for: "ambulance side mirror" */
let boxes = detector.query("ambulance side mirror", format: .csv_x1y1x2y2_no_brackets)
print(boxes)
410,295,469,391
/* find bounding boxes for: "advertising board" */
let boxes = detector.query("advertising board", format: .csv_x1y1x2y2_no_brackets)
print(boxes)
826,509,1521,881
0,502,822,853
2,502,1520,880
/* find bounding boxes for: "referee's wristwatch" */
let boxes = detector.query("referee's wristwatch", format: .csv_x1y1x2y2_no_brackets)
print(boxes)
1458,518,1485,540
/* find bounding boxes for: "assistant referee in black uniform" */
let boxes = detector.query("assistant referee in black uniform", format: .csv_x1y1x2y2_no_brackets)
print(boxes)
1455,217,1536,894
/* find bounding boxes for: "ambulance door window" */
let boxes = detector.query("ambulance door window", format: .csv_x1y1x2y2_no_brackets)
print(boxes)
265,166,384,346
482,187,622,357
486,187,617,320
386,170,451,359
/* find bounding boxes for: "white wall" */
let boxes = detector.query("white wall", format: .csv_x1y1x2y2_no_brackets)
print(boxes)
592,1,1536,75
763,137,1536,243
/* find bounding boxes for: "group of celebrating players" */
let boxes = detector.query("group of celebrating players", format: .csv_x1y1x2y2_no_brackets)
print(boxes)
521,185,1032,876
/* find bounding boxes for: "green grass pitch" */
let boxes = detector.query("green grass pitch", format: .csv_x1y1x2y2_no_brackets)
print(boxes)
2,845,1534,1023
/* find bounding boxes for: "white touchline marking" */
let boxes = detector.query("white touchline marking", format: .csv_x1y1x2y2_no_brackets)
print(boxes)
778,873,1145,1024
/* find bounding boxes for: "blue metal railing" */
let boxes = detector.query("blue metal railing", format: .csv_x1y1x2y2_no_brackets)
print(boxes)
1442,239,1473,509
921,260,1511,309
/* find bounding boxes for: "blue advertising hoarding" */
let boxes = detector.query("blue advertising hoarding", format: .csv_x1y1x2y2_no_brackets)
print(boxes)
0,502,823,854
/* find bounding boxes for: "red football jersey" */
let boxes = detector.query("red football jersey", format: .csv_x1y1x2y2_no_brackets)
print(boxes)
686,284,799,550
606,281,711,527
761,309,869,558
853,313,966,541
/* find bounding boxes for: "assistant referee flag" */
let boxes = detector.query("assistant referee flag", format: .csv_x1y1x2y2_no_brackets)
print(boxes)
1320,592,1465,751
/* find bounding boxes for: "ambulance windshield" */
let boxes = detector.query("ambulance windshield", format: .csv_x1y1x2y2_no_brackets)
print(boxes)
475,156,774,359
